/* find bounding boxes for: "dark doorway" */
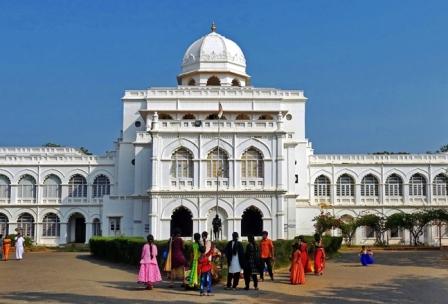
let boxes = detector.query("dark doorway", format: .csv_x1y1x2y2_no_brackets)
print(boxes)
75,217,86,243
241,206,263,236
171,206,193,237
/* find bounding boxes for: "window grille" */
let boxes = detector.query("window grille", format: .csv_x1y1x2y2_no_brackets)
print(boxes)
42,213,60,237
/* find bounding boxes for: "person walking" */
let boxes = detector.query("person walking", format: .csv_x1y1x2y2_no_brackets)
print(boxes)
15,233,25,260
259,231,274,281
224,232,245,290
188,233,202,289
0,234,3,261
137,234,162,290
290,243,305,285
298,236,312,273
2,236,11,261
313,234,326,275
244,235,261,290
168,229,186,288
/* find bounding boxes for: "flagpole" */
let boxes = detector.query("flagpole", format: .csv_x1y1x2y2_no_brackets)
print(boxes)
216,104,220,217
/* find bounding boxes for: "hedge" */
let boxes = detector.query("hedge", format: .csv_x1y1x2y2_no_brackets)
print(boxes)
89,235,342,269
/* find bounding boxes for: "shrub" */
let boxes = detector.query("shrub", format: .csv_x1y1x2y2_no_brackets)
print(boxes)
6,234,33,247
89,235,342,269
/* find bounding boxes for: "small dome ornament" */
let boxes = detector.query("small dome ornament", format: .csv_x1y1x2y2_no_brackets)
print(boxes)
211,22,217,32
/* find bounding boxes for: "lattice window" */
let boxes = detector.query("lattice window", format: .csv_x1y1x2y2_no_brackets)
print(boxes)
361,174,379,196
0,175,10,199
42,213,60,237
17,213,35,238
68,175,87,198
314,175,331,196
336,174,354,196
433,174,448,196
409,174,427,196
207,148,229,178
241,149,263,178
43,175,62,199
17,175,36,199
385,174,403,196
93,175,110,198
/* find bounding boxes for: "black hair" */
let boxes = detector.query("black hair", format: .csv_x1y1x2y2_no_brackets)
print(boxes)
262,231,268,236
201,231,208,238
147,234,154,259
194,233,201,242
247,234,255,244
314,233,321,242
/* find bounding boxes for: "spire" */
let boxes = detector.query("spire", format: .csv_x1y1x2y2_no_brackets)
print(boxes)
211,21,217,33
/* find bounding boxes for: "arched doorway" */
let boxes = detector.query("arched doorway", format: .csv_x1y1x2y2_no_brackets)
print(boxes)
241,206,263,236
68,213,86,243
207,207,228,240
170,206,193,237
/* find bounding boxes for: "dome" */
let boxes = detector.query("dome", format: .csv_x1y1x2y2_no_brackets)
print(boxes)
178,23,250,84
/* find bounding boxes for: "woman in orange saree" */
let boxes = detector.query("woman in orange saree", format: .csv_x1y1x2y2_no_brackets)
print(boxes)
290,243,305,285
313,234,325,275
298,236,312,273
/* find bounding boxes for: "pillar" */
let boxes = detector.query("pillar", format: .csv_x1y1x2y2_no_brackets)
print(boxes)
59,222,67,245
85,221,92,244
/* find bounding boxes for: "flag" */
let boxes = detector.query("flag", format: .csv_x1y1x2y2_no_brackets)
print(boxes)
217,102,223,119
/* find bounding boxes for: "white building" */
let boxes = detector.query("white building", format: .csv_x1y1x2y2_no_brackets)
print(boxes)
0,25,447,246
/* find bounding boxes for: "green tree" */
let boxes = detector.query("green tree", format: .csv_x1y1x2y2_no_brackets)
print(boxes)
438,144,448,153
401,211,434,246
357,214,387,246
339,217,359,247
42,143,62,147
78,147,92,155
312,212,340,237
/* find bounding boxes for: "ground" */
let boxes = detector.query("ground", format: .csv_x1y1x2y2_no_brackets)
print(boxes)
0,250,447,303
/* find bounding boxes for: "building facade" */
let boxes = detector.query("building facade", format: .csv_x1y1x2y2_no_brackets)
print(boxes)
0,25,447,245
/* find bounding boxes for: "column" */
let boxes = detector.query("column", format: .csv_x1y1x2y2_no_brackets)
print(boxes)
59,222,67,245
355,184,361,205
85,221,92,244
149,197,159,238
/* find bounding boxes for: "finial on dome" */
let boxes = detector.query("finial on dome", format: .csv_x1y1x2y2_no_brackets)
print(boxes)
211,22,217,32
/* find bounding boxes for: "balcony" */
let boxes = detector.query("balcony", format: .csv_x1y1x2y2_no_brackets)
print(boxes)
157,120,276,132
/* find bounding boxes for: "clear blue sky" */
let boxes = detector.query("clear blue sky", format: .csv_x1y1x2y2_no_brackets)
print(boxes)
1,0,447,154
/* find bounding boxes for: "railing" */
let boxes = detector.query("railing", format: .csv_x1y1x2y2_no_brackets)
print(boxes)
158,120,276,131
310,153,448,164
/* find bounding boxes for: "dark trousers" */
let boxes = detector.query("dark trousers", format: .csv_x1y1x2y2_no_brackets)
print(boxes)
260,258,273,280
244,270,258,288
200,271,212,293
226,272,240,288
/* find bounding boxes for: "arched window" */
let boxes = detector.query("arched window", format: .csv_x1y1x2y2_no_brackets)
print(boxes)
231,78,241,87
68,174,87,198
182,113,196,120
206,113,227,120
409,173,427,196
235,113,250,120
93,175,110,198
92,218,101,236
158,113,173,120
17,213,34,238
241,148,263,178
206,76,221,86
314,175,331,197
187,78,196,86
42,213,60,237
361,174,379,196
337,174,354,196
258,114,273,120
207,148,229,178
241,206,263,236
170,148,193,178
18,175,36,199
43,175,62,199
170,206,193,237
0,175,11,199
433,174,448,196
0,213,8,236
385,174,403,196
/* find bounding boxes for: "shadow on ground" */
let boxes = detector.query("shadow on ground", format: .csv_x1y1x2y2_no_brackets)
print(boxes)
1,275,447,304
76,254,138,275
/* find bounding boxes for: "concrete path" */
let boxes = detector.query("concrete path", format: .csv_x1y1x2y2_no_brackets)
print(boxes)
0,250,447,303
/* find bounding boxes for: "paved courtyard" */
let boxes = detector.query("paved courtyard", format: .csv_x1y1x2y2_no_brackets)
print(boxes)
0,250,447,303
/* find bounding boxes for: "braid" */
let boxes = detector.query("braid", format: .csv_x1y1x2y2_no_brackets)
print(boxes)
149,240,154,260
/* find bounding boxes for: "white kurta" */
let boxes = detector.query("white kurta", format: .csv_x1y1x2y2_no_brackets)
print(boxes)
229,242,242,273
15,236,24,260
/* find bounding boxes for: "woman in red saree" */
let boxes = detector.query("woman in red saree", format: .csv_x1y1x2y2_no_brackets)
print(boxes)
290,243,305,285
298,236,312,273
313,234,325,276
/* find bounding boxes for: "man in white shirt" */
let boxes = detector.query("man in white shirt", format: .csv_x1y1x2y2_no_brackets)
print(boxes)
15,233,25,260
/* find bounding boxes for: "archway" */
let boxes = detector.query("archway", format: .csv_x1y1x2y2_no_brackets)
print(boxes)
170,206,193,237
68,213,86,243
207,207,228,240
241,206,263,236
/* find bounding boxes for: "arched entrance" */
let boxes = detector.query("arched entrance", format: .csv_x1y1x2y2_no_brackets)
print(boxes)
207,207,227,240
68,213,86,243
170,206,193,237
241,206,263,236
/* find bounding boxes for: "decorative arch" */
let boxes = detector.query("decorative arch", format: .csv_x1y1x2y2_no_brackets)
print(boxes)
383,169,407,182
161,198,199,219
87,169,114,185
231,78,241,87
235,113,250,120
236,198,271,218
0,169,14,183
158,113,173,120
310,170,332,182
236,138,271,159
38,208,63,222
241,206,263,236
358,169,381,181
334,170,358,183
206,76,221,86
200,198,233,218
335,209,359,218
406,168,429,181
12,209,37,222
62,208,89,223
13,170,38,184
39,169,65,184
161,138,199,159
64,169,88,184
258,114,274,120
201,138,233,159
187,78,196,86
182,113,196,120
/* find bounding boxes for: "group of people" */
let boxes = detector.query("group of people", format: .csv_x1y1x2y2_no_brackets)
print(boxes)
289,234,326,285
0,233,25,261
136,230,328,295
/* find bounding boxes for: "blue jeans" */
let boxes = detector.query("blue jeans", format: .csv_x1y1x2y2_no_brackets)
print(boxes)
200,271,212,294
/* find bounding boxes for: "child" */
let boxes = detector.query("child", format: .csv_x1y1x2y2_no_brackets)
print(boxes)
359,246,374,266
198,247,213,296
138,234,162,290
